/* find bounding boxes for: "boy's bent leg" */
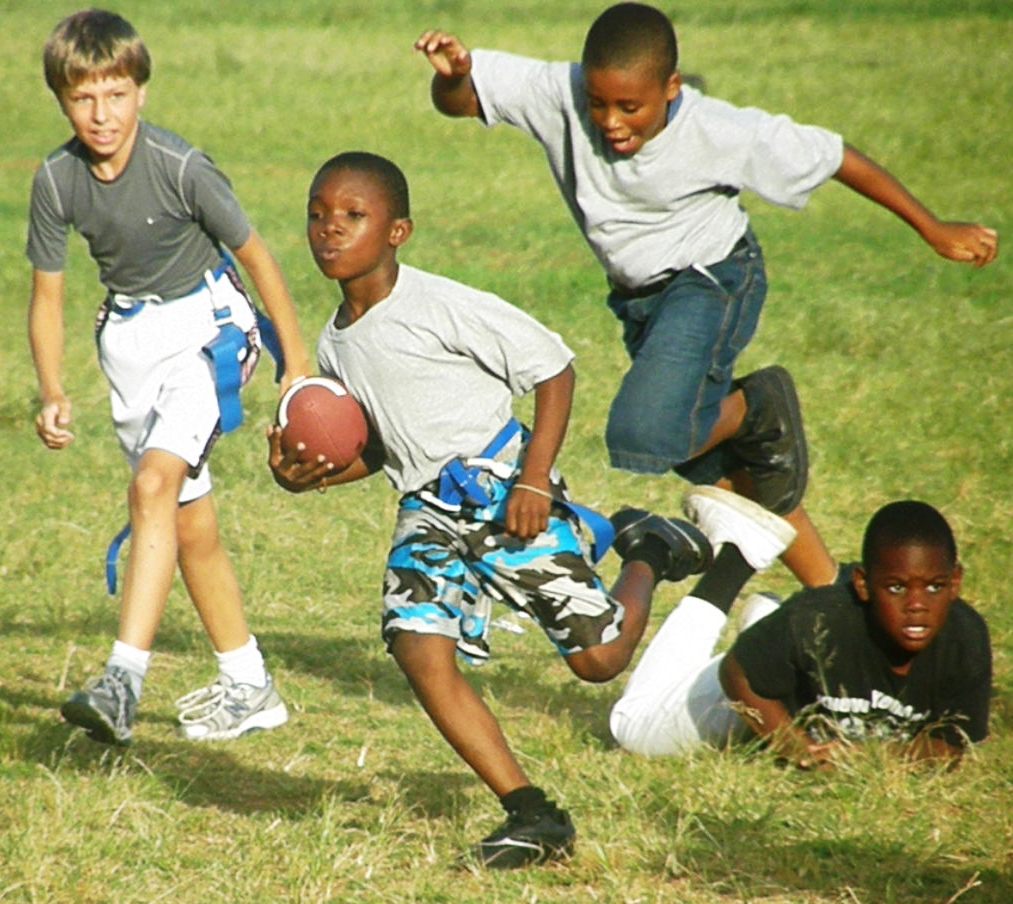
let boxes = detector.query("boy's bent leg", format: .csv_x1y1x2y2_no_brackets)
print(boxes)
605,234,766,474
391,632,530,796
780,504,838,588
610,596,733,755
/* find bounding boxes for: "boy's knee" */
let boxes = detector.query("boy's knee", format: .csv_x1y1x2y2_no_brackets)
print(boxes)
566,646,626,684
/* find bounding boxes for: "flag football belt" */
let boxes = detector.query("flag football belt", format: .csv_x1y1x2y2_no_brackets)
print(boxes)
103,256,286,595
423,418,615,564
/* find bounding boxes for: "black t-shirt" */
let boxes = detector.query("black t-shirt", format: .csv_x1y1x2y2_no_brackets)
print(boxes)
730,585,991,746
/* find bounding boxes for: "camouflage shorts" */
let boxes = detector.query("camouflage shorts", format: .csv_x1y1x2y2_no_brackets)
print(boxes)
382,473,623,664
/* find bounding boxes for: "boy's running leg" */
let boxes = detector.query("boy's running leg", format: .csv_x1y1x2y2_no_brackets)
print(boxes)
566,513,712,683
391,632,574,868
174,493,287,740
61,450,187,744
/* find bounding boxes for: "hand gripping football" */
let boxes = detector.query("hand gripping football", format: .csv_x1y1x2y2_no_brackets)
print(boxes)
276,376,368,470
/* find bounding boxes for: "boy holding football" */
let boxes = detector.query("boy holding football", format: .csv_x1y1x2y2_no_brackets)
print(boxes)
610,498,992,767
28,10,311,745
268,150,779,868
415,2,999,590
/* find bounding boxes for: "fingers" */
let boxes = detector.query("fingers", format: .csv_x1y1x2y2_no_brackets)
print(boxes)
35,400,75,449
414,30,471,76
266,424,334,492
935,223,999,267
505,489,551,539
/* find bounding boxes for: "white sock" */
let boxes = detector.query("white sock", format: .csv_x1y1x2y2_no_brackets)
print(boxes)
215,635,268,688
107,641,151,700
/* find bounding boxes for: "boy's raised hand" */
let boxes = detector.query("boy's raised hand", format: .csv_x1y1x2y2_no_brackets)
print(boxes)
414,30,473,79
923,221,999,268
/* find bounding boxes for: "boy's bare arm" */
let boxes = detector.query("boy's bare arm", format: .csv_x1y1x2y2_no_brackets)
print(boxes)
834,144,999,268
506,363,575,540
414,30,481,118
231,230,313,393
719,651,838,770
28,269,75,449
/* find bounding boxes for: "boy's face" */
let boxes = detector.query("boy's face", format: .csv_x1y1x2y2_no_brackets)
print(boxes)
853,543,962,661
307,169,411,286
585,62,681,156
59,74,145,171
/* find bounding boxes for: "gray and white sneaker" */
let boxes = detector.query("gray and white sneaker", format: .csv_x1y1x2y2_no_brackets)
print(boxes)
61,666,137,746
682,485,797,572
176,674,289,741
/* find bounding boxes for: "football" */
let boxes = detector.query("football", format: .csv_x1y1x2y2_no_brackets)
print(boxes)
276,376,368,470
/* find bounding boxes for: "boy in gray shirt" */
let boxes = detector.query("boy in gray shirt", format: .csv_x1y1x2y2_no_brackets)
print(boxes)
27,9,311,745
415,2,998,593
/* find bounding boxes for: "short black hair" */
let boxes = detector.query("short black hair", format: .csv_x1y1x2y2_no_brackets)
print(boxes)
582,3,679,82
311,151,410,219
861,500,958,571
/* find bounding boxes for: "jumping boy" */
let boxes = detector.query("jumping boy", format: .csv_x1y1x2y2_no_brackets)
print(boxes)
28,10,311,745
269,150,718,868
415,3,999,591
610,497,992,766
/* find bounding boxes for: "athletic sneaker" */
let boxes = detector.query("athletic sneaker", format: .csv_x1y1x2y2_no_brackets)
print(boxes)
610,508,713,581
176,674,289,741
477,803,576,869
61,666,137,746
730,365,808,516
682,485,797,572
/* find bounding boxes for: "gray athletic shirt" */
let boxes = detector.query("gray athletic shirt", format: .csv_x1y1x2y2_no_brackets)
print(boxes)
316,264,574,493
27,121,251,299
470,50,845,289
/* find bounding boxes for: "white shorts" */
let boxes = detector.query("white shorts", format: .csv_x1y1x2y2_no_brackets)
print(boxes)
609,594,780,756
96,264,258,503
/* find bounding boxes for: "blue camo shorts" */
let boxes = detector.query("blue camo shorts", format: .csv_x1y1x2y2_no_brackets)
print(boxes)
382,466,624,664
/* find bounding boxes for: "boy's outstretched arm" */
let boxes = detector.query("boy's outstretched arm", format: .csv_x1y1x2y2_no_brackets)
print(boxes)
414,30,482,118
506,363,575,540
28,269,75,449
719,651,839,770
834,144,999,267
231,230,313,394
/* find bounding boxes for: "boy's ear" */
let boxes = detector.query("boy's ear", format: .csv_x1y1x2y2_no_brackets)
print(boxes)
852,566,870,603
949,561,964,595
666,71,682,101
390,217,413,248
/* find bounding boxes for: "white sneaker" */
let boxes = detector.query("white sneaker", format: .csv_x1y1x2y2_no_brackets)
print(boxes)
682,486,797,572
176,673,289,741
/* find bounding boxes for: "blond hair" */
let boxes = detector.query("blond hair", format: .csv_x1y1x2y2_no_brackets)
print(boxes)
44,9,151,96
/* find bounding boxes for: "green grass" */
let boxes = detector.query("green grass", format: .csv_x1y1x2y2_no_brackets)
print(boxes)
1,1,1011,901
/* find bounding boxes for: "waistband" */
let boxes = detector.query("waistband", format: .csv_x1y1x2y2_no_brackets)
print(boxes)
608,233,751,301
107,257,232,315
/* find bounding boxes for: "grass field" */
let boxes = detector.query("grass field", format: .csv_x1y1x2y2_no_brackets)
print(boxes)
1,1,1010,901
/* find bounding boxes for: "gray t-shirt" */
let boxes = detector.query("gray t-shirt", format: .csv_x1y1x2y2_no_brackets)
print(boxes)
316,264,575,492
470,50,845,289
27,121,251,299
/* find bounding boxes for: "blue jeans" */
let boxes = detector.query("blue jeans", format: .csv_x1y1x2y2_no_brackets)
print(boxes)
604,229,766,483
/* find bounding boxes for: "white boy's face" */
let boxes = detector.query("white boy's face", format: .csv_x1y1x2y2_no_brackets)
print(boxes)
60,74,145,170
585,63,680,156
854,544,962,663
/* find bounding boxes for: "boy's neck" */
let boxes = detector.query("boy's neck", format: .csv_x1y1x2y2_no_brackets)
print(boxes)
87,119,141,182
336,263,400,327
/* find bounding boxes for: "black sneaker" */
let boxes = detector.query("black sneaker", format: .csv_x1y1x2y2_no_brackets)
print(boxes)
477,804,576,869
730,365,808,516
61,666,137,746
610,508,713,581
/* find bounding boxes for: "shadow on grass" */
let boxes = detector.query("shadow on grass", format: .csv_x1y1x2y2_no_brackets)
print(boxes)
4,716,372,820
661,811,1013,903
